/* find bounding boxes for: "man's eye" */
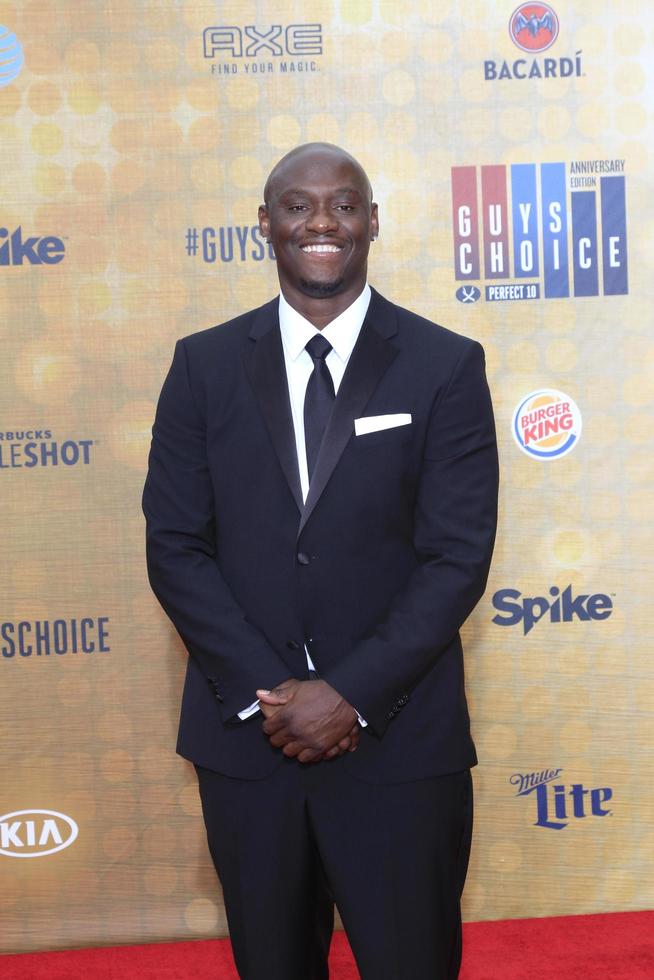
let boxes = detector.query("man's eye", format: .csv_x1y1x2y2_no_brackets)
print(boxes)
336,205,355,212
288,204,308,212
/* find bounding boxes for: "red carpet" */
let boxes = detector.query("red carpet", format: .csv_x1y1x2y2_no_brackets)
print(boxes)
1,911,651,978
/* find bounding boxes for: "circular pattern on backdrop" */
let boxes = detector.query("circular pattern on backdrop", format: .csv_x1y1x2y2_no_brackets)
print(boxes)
142,824,178,860
33,162,66,196
65,38,100,73
306,113,340,145
78,279,112,315
57,676,91,706
417,29,452,64
341,0,372,25
382,69,416,106
144,865,179,897
478,724,518,760
613,22,643,55
144,38,179,73
185,898,220,933
28,81,61,115
30,122,64,156
102,826,138,860
229,154,263,190
68,81,101,115
112,158,146,196
14,342,82,405
488,840,523,874
178,783,203,818
73,161,107,195
188,116,220,152
226,77,259,110
385,109,417,145
108,400,158,470
538,105,571,141
101,749,136,784
614,61,645,96
267,114,301,150
616,102,647,136
575,102,609,138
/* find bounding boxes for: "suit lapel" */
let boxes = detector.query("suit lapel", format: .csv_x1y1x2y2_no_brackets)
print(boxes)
298,291,399,537
243,301,304,514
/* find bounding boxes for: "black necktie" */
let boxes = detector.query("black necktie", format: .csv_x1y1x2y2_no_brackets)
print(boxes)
304,335,335,481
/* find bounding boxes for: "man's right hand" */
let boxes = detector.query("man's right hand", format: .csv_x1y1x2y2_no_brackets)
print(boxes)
257,679,360,760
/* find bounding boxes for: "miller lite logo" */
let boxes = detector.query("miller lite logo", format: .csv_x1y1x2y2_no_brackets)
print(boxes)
510,4,559,53
511,770,613,830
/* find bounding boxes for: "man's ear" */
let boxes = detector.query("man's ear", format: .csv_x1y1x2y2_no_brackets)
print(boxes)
370,202,379,241
258,204,270,242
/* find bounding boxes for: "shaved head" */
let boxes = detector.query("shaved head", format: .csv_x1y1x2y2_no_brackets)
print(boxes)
263,142,373,206
258,141,378,327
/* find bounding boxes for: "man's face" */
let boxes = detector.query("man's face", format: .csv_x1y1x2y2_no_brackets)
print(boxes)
259,150,378,300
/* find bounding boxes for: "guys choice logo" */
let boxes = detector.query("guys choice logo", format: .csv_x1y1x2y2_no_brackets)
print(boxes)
510,4,559,53
512,389,582,460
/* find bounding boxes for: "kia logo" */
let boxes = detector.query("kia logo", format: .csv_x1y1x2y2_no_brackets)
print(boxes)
0,809,79,857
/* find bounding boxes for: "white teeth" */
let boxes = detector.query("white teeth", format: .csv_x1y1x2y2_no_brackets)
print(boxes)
301,244,342,253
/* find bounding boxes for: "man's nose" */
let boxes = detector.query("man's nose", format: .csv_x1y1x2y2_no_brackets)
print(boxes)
306,206,338,234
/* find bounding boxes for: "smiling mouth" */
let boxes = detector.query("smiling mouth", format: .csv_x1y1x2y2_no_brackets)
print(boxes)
300,244,343,254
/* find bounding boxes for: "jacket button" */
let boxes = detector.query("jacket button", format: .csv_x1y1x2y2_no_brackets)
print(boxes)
286,640,301,650
297,552,311,565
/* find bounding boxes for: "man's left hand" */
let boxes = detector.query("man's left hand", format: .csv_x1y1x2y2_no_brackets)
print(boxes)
256,679,358,763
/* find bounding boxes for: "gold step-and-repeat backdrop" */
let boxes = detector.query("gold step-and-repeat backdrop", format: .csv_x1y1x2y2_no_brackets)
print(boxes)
1,0,652,954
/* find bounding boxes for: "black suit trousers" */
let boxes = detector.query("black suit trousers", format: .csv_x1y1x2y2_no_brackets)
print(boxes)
196,758,473,980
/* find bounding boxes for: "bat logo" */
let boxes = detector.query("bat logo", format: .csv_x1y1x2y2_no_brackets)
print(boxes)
509,3,559,53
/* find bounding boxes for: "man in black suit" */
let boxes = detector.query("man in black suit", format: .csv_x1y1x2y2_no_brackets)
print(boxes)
143,143,498,979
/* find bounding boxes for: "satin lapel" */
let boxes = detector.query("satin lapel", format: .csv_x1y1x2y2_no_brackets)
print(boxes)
298,314,398,538
243,309,304,515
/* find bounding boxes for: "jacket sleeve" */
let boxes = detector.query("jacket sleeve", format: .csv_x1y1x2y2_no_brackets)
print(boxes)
142,339,292,721
322,340,499,736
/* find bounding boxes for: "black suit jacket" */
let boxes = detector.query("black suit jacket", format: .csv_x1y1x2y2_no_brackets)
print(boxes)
143,288,499,783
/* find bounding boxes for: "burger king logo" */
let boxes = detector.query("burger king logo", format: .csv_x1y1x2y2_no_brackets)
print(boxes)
512,389,582,460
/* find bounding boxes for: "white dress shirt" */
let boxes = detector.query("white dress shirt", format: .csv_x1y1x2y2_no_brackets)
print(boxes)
279,283,372,502
238,284,372,721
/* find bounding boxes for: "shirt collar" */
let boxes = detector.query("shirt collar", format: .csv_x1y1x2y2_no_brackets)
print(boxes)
278,284,371,363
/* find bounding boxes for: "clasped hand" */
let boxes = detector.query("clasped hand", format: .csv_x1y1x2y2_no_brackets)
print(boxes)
256,678,359,763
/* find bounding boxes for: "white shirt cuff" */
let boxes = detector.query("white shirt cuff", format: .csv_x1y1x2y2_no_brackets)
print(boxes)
237,699,260,720
237,698,366,727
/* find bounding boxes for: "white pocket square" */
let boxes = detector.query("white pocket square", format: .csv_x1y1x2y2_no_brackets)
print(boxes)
354,413,412,436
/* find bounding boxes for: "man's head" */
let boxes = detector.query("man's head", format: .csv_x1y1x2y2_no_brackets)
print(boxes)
259,143,378,315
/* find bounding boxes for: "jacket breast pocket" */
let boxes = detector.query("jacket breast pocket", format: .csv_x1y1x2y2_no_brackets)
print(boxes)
352,423,414,450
